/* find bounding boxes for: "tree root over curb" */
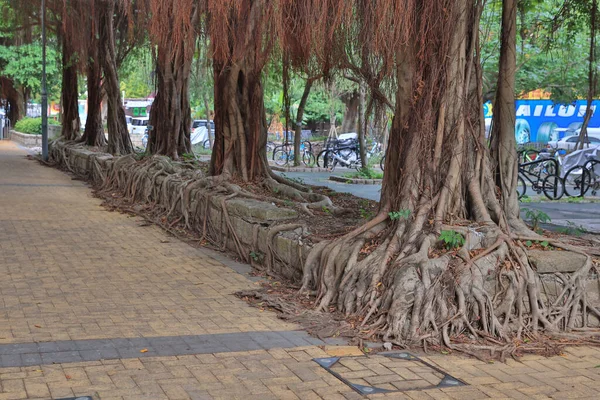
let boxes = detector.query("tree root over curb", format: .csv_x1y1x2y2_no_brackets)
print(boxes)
49,143,346,274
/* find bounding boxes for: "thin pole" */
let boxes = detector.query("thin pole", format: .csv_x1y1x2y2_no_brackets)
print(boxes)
41,0,48,161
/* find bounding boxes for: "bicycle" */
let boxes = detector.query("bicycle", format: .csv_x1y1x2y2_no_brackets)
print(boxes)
517,148,540,164
317,138,362,170
563,154,600,197
273,141,315,166
517,157,564,200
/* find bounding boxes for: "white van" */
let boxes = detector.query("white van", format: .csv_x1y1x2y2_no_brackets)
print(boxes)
126,116,133,134
130,117,149,135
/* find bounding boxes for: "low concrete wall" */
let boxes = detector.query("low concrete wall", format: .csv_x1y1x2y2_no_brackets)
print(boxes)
51,142,308,281
10,126,61,147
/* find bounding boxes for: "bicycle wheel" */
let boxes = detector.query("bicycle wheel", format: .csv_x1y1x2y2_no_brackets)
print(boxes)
380,154,386,171
273,149,289,166
272,145,283,160
517,175,526,199
317,150,334,168
302,151,316,166
564,166,591,197
542,175,564,200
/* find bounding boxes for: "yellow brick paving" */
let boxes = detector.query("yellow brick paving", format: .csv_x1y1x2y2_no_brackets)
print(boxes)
0,141,296,344
1,141,600,399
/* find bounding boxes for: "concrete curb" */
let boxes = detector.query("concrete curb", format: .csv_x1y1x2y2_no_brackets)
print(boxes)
329,175,382,185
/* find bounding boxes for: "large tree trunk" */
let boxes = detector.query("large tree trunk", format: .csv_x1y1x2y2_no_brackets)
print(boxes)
340,90,359,133
293,78,315,166
147,2,195,159
490,0,520,222
60,36,80,141
148,59,193,158
357,81,367,168
80,27,106,147
299,0,590,347
209,2,270,180
0,77,24,124
210,60,269,180
100,0,133,155
577,0,597,150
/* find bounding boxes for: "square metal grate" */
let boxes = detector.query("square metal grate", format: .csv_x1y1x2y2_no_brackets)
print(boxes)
313,351,466,395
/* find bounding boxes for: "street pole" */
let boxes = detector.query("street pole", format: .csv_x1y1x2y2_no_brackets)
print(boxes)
41,0,48,161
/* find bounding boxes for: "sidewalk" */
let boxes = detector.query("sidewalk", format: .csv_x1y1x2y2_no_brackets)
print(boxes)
1,140,599,399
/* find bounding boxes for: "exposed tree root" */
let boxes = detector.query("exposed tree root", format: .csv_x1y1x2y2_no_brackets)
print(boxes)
51,144,344,274
299,214,600,353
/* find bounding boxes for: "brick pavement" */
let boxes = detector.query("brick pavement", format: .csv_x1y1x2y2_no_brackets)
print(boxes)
1,141,600,399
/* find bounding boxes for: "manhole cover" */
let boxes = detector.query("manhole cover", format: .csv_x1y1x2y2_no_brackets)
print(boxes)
313,351,466,395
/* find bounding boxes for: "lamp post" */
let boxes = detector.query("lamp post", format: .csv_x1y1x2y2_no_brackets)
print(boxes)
41,0,48,161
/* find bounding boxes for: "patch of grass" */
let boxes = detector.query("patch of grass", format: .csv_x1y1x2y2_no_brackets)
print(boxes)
556,221,587,236
343,167,383,180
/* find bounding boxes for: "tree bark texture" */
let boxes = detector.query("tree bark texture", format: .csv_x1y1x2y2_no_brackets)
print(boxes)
490,0,520,222
80,20,107,148
340,90,359,133
147,4,196,159
100,0,133,155
299,0,578,346
0,77,24,124
209,1,270,180
357,81,367,168
293,78,314,166
578,0,597,150
60,36,81,141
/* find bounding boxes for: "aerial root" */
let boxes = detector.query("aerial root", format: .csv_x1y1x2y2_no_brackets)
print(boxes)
299,218,600,350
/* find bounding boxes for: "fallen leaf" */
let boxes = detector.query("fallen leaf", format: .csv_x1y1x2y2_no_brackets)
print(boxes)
65,375,72,379
34,325,42,328
140,349,148,353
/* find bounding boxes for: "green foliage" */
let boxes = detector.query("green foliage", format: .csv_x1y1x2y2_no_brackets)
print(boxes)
480,0,592,101
280,173,305,186
389,210,411,221
344,167,383,180
524,240,551,249
557,221,588,236
439,230,466,250
14,117,59,135
520,195,532,203
523,208,551,231
249,251,263,262
322,206,331,214
0,42,60,101
119,48,153,98
358,200,373,220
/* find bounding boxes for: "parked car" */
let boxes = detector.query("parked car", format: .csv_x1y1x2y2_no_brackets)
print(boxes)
547,134,600,151
191,119,215,132
130,117,149,135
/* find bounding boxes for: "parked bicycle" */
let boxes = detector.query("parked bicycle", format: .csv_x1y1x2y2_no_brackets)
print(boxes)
563,154,600,197
316,137,362,170
273,141,315,166
517,157,564,200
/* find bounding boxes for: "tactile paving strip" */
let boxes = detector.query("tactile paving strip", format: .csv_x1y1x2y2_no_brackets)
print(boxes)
313,351,467,395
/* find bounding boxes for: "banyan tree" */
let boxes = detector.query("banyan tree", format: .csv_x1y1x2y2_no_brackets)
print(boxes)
49,0,600,350
199,0,599,348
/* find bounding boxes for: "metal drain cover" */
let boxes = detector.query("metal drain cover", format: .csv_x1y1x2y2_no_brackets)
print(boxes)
314,351,467,395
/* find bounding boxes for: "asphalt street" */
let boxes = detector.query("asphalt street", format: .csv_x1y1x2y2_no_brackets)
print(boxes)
275,170,600,233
